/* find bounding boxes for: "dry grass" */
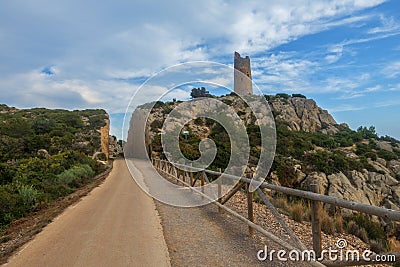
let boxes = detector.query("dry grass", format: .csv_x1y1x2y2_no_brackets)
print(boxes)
288,201,309,223
271,195,289,211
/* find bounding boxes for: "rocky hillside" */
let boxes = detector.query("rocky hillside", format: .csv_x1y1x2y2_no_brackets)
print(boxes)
267,94,342,134
136,93,400,249
0,104,123,229
0,104,121,160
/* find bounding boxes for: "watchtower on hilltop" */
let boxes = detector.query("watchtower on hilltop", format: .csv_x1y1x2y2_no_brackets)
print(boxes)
234,51,253,96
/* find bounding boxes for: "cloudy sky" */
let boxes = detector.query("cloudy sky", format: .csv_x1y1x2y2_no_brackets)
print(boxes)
1,0,399,139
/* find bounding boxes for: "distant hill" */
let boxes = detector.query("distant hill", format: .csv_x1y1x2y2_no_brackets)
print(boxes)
0,104,110,160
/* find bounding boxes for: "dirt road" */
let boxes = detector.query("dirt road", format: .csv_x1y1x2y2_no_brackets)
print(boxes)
4,159,170,267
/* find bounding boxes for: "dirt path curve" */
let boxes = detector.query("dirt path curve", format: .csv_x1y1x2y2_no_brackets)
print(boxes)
4,159,170,267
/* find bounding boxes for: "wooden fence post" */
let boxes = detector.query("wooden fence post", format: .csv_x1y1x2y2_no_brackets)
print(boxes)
201,170,205,197
247,173,254,237
190,163,194,186
310,183,322,258
218,168,222,214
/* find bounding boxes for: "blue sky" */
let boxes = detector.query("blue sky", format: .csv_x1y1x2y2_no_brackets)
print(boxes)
0,0,399,139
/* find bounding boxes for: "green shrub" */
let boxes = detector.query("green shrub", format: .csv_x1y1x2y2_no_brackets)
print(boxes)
356,143,371,156
18,184,39,207
237,110,246,116
292,94,306,99
394,148,400,158
357,126,378,139
304,150,363,175
193,117,204,125
364,151,377,160
359,156,377,172
70,164,94,179
347,214,386,243
0,186,25,225
41,183,73,199
162,106,173,115
221,99,233,105
57,164,94,186
57,169,77,185
271,156,298,187
377,149,398,161
275,93,290,99
150,120,163,132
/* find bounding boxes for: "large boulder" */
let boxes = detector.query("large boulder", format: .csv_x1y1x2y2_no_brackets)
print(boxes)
270,97,339,134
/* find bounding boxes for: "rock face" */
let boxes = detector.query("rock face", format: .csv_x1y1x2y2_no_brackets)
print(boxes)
301,163,400,212
270,97,340,134
109,135,123,157
99,114,110,159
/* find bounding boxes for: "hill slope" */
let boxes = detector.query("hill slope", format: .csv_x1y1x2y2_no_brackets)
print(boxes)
132,93,400,250
0,104,121,228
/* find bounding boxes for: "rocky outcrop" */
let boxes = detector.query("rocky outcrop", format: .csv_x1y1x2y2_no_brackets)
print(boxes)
270,97,340,134
109,135,123,157
377,140,393,152
301,168,400,212
99,114,110,159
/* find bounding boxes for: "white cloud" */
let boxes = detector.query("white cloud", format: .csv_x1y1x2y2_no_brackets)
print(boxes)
367,15,400,34
0,0,395,123
329,104,365,112
389,83,400,91
382,61,400,78
220,1,385,54
0,68,137,113
325,45,344,63
364,85,382,92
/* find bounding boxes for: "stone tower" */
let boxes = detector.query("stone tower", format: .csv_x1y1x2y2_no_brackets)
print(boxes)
234,51,253,95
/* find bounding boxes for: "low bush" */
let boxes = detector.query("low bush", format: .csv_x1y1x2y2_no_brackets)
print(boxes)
18,184,39,207
377,149,398,161
346,214,388,250
57,164,94,186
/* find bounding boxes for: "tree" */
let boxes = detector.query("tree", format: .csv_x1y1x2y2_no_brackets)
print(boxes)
275,93,290,99
190,87,211,98
357,126,378,139
292,93,306,99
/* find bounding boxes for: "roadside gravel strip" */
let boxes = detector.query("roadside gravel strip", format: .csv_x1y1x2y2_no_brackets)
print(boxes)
4,159,170,267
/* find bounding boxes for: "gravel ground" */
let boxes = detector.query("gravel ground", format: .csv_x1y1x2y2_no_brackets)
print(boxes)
156,201,299,267
155,176,394,267
154,181,312,266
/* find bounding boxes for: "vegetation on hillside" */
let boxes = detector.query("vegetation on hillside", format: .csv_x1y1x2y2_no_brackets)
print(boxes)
145,93,400,251
0,105,107,229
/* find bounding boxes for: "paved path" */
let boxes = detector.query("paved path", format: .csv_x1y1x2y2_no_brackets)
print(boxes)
5,159,170,267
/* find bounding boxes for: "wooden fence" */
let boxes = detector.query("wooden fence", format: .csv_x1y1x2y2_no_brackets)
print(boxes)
151,158,400,266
